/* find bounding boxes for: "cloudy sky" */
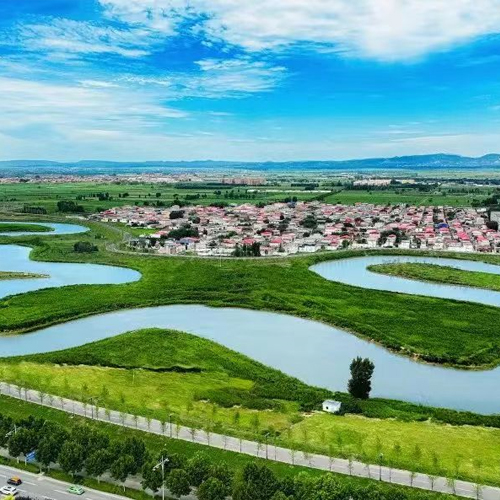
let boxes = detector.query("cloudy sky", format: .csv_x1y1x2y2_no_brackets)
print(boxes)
2,0,500,161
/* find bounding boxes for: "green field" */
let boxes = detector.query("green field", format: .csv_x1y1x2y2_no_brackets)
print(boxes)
369,262,500,292
325,188,489,207
0,182,320,214
3,328,500,486
0,222,52,232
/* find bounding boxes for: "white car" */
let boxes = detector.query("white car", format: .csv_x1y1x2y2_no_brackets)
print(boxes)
0,486,18,496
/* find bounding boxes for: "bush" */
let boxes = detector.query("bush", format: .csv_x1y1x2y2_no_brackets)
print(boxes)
73,241,98,253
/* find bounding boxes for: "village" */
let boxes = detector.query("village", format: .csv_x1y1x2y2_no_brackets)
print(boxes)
93,201,500,257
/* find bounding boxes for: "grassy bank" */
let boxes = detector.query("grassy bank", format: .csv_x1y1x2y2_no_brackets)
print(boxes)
0,222,52,232
369,262,500,292
0,271,48,280
2,328,500,486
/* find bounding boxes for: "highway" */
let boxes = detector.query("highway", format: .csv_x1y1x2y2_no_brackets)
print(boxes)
0,464,128,500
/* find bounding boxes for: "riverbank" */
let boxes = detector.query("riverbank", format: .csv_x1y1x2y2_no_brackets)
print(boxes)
0,270,48,280
0,222,52,233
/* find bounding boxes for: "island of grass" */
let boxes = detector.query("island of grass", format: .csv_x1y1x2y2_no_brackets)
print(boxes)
0,271,48,280
0,222,52,233
3,328,500,486
368,262,500,292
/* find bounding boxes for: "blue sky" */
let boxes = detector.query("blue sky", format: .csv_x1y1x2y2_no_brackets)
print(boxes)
2,0,500,161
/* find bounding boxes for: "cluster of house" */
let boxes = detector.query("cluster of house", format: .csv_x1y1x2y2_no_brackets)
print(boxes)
94,201,499,256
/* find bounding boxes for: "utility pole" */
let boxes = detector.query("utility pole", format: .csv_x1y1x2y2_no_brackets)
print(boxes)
153,456,170,500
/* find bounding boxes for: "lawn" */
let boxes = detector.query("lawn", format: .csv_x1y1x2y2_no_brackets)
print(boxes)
2,328,500,486
369,262,500,292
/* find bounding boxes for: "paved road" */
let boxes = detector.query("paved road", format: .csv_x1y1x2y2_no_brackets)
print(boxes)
0,463,130,500
1,382,499,500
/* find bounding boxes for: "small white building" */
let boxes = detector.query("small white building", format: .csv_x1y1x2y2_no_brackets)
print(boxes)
322,400,342,414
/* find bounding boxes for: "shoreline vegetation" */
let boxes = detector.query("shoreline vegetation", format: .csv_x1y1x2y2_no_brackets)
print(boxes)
0,222,52,233
368,262,500,292
3,328,500,486
0,271,48,280
1,218,500,369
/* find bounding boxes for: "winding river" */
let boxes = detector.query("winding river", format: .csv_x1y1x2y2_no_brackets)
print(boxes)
1,222,500,414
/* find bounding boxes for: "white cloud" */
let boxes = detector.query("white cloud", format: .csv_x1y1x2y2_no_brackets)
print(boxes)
15,18,164,58
121,57,286,97
0,77,186,141
98,0,500,61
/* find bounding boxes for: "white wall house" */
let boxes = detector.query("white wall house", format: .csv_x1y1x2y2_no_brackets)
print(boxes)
322,400,342,414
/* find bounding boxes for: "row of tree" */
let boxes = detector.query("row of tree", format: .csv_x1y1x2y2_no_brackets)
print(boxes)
0,413,442,500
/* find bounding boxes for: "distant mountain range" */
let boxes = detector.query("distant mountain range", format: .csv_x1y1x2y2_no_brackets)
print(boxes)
2,154,500,174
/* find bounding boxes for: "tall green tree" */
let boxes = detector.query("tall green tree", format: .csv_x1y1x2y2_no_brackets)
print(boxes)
166,469,191,499
197,478,227,500
347,357,375,399
110,454,135,491
185,452,211,486
58,441,85,477
86,449,112,483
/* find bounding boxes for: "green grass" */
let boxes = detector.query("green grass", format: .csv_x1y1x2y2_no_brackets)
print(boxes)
369,262,500,292
2,328,500,486
2,220,500,368
0,271,48,280
324,188,490,207
0,222,52,232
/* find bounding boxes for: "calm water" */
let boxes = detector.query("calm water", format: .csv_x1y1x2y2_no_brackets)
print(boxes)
0,221,89,237
1,224,500,413
0,222,140,299
310,255,500,307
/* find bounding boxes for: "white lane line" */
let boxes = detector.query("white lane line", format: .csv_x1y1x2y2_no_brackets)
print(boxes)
24,481,37,486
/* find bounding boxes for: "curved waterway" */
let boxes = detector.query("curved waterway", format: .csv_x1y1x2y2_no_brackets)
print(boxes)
0,222,140,299
1,223,500,414
310,255,500,307
0,221,89,237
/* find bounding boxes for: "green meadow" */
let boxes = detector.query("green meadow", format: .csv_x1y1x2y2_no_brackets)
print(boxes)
369,262,500,292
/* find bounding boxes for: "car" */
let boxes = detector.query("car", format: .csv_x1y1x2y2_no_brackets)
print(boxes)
6,478,21,486
67,486,84,495
0,486,18,496
3,495,16,500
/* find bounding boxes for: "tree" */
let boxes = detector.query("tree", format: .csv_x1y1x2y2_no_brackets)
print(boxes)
58,441,85,477
37,436,61,470
86,449,112,483
141,461,163,493
197,478,227,500
110,454,135,491
166,469,191,499
185,452,211,486
74,241,98,253
347,357,375,399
